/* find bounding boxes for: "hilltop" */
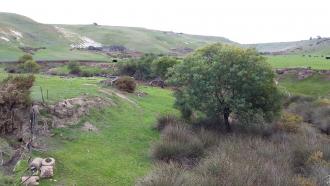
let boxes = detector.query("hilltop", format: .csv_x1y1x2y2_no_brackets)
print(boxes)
1,12,330,62
0,12,233,61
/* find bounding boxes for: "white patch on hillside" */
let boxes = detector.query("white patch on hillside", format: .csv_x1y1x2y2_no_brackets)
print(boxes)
55,26,102,49
0,36,9,42
0,28,24,45
10,30,23,38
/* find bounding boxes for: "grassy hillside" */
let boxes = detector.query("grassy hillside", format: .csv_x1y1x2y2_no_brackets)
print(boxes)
247,38,330,55
0,12,233,61
58,24,234,54
266,55,330,69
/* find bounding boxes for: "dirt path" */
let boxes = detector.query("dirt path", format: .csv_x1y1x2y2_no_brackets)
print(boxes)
98,88,138,106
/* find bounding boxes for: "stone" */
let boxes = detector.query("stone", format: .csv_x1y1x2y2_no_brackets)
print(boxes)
21,176,39,186
29,157,43,169
41,157,55,167
40,165,54,178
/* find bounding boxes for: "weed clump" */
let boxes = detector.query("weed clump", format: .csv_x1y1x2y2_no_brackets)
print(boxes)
68,61,81,75
151,124,204,162
114,76,136,93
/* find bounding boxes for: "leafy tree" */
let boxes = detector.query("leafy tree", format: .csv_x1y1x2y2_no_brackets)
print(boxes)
152,56,180,79
168,44,282,131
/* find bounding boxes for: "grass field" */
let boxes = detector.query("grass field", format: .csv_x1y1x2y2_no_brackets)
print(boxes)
278,74,330,98
266,55,330,69
0,70,177,185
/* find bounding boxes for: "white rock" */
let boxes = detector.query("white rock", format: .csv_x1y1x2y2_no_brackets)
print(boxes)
29,157,43,169
41,157,55,166
40,166,54,178
21,176,39,186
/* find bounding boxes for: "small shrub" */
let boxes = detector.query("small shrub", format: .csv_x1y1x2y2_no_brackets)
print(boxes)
277,112,302,133
136,162,186,186
80,70,93,77
0,75,35,134
114,76,136,93
68,61,81,75
22,60,40,73
151,125,204,162
18,54,33,63
154,115,181,131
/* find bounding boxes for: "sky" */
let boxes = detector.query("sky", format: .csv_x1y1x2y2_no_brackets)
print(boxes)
1,0,329,44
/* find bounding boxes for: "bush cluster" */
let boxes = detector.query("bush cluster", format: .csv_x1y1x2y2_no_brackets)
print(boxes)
117,54,179,81
0,75,35,134
68,61,81,75
138,112,330,186
5,55,40,73
114,76,136,93
287,96,330,135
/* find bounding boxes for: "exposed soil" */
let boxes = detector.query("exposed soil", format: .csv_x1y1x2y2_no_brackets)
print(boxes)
47,96,113,127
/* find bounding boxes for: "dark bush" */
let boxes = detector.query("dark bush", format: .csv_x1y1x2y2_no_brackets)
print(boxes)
136,162,186,186
117,53,159,80
68,61,81,75
18,54,33,63
151,124,204,162
114,76,136,93
22,60,40,73
80,70,93,77
154,115,181,131
0,75,35,134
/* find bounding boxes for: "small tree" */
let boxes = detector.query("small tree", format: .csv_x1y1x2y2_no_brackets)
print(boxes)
168,44,282,131
152,56,179,79
22,60,40,73
18,54,33,63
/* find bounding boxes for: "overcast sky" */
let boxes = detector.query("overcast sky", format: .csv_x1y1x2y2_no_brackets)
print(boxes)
1,0,329,44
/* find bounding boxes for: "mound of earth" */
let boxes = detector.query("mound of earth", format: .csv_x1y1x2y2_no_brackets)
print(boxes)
48,96,112,127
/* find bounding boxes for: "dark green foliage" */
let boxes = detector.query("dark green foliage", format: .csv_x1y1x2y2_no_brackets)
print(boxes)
68,61,81,75
18,54,33,63
154,114,181,131
168,43,282,131
117,53,159,80
114,76,137,93
152,56,180,79
151,123,204,162
287,97,330,135
0,75,35,134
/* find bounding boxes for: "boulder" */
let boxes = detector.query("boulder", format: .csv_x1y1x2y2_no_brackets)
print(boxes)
29,157,43,169
21,176,39,186
40,166,54,178
41,157,55,167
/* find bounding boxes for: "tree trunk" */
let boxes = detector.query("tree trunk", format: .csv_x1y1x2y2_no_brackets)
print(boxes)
223,107,232,132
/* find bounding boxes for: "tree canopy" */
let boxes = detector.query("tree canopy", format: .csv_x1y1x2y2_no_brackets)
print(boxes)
168,44,282,131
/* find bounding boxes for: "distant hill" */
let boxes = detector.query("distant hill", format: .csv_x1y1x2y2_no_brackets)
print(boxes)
0,12,234,61
246,38,330,55
1,12,329,62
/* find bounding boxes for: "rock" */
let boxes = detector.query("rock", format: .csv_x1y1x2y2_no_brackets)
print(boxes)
41,157,55,167
81,122,99,132
40,165,54,178
21,176,39,186
29,157,43,169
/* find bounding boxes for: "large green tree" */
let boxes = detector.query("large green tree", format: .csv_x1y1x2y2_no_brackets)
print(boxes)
168,44,282,131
